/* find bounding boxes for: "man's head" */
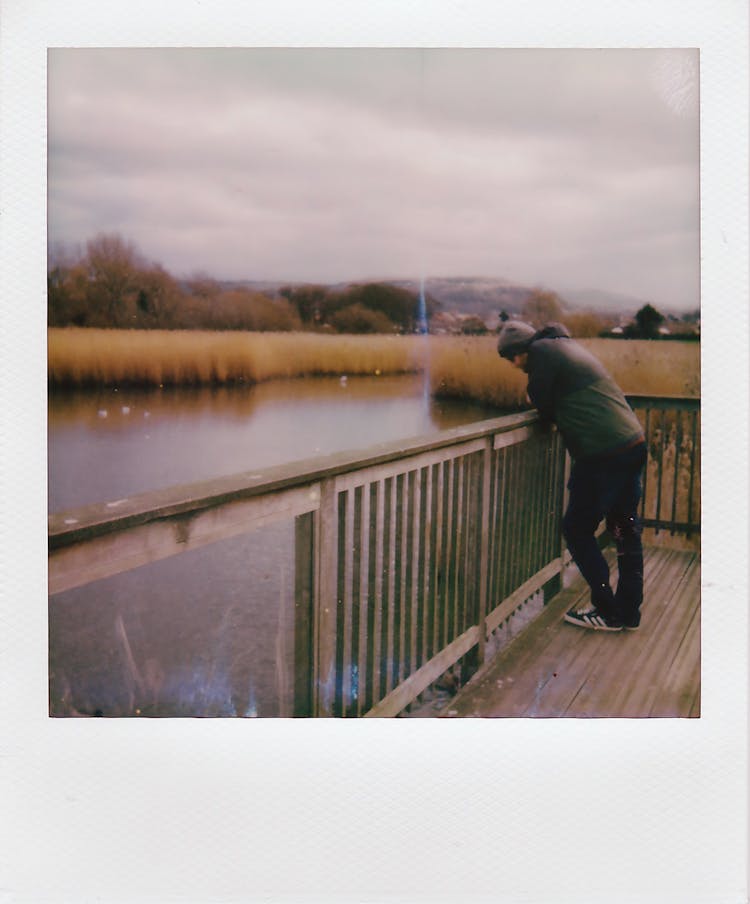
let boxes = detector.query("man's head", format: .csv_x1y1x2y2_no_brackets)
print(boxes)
497,321,536,371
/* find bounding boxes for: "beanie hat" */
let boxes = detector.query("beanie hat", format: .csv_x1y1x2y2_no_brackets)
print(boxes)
497,321,536,360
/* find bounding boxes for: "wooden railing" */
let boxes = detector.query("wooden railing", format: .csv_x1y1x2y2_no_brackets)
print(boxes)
48,395,699,718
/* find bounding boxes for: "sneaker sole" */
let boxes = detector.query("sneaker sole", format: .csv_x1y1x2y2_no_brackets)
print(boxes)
563,612,623,632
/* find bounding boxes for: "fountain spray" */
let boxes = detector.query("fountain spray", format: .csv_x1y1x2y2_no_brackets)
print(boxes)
418,276,430,409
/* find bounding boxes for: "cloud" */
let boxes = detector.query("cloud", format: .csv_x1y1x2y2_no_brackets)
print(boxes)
47,47,700,309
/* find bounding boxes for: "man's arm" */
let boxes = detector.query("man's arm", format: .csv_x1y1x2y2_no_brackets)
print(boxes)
526,355,558,427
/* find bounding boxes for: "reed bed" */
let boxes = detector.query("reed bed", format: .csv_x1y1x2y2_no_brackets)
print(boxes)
48,329,428,388
427,337,529,409
428,336,700,407
48,328,699,405
582,338,700,398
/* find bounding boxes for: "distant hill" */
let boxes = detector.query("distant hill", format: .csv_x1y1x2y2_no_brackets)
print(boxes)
385,277,533,319
225,276,669,323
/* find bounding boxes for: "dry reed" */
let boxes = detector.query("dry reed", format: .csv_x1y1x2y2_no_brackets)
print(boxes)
48,329,427,387
428,336,699,407
427,336,529,409
583,339,700,397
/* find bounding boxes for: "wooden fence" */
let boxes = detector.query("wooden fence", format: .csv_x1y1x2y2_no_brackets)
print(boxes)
48,396,699,718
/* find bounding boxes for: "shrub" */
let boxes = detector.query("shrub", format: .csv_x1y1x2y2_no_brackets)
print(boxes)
330,303,396,334
458,315,489,335
564,312,608,338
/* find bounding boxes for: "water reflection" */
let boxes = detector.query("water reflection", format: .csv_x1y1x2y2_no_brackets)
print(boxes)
50,523,295,718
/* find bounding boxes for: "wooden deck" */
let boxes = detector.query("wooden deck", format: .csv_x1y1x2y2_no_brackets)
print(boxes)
443,546,700,718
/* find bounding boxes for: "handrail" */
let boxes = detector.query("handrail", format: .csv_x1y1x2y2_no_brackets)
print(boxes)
625,394,699,411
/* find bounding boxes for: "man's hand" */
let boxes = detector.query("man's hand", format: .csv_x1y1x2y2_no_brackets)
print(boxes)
536,417,556,434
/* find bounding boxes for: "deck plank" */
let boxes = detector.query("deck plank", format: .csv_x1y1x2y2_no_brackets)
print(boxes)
566,550,696,717
607,555,699,717
555,548,684,717
439,582,587,717
444,546,700,718
648,599,701,717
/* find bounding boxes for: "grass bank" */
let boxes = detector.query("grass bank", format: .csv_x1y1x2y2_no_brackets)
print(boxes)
48,328,700,407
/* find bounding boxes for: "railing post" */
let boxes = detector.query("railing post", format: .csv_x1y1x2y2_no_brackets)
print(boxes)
314,477,338,716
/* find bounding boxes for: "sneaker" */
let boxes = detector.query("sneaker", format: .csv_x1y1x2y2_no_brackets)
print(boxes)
618,606,641,631
563,607,623,632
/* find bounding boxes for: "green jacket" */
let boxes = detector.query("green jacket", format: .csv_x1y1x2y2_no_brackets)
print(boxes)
526,324,644,461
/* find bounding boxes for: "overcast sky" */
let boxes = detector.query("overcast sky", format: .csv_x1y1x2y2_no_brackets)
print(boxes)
48,48,699,310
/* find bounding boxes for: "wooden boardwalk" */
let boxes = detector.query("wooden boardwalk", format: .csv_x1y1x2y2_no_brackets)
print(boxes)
444,546,700,718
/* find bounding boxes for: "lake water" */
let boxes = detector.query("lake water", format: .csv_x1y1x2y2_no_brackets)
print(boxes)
48,375,502,718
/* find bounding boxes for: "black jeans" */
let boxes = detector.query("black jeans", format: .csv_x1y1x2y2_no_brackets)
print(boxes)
562,442,648,624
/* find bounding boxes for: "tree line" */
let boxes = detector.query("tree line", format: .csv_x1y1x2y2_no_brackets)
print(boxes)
498,293,692,340
48,233,686,339
48,234,440,334
47,235,587,336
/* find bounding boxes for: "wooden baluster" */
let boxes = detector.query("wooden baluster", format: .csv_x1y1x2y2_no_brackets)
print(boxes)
382,475,396,698
391,474,404,687
454,456,467,638
639,405,650,524
475,439,492,665
446,457,459,644
686,408,698,537
339,491,352,716
411,468,424,673
670,410,683,535
496,446,510,603
351,484,366,716
489,444,504,608
293,512,314,717
440,460,453,651
365,481,380,713
394,473,406,686
417,466,431,669
655,408,667,533
430,461,444,661
314,477,338,717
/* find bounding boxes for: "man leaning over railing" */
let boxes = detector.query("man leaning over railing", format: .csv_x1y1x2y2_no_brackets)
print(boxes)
497,321,647,633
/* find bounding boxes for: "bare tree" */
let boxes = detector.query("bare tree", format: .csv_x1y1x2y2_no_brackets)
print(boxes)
186,272,222,328
84,233,142,326
521,289,564,328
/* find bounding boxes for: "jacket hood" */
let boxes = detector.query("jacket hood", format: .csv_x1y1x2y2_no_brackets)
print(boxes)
531,322,571,342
